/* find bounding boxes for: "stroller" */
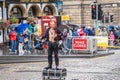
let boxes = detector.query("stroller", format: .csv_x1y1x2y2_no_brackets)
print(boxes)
34,36,46,50
33,36,47,55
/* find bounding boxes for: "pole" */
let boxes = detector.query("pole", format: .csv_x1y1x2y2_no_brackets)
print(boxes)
96,2,98,33
94,20,96,30
2,1,5,55
2,27,4,55
2,1,6,19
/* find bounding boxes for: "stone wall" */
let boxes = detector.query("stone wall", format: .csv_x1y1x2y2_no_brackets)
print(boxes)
63,0,120,26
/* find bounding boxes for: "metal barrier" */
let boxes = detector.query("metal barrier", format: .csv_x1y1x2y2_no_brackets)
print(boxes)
96,36,120,50
65,36,97,55
108,38,120,49
65,36,120,55
96,36,108,51
29,35,120,55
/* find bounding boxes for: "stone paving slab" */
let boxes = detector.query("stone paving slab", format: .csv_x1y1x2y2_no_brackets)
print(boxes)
0,50,120,80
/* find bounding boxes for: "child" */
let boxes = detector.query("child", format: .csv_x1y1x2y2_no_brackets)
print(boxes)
18,33,24,56
109,31,115,46
23,28,31,54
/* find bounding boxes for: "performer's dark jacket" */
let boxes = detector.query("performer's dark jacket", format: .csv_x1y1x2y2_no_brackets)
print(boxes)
42,28,62,42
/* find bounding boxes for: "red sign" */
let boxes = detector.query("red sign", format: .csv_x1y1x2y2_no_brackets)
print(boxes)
72,38,88,50
41,16,57,36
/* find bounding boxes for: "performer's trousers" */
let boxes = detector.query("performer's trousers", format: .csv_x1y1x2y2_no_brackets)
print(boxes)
48,41,59,67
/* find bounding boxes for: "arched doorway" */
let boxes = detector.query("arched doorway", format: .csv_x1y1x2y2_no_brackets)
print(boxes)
9,4,27,18
28,5,41,17
43,6,53,15
42,4,58,16
10,7,22,18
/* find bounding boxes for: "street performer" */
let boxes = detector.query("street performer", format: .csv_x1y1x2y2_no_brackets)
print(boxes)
42,21,62,69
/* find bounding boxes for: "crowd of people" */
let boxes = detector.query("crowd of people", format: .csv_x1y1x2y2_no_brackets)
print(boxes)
7,17,120,55
8,19,41,55
97,26,120,46
59,23,120,54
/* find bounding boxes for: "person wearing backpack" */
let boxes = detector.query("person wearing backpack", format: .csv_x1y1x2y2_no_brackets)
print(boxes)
67,28,73,49
72,28,79,36
61,29,68,55
77,27,86,37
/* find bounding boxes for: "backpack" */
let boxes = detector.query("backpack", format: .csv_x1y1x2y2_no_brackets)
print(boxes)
72,31,78,36
62,31,67,40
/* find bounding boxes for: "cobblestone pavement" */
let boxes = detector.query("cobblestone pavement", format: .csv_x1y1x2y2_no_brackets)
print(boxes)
0,50,120,80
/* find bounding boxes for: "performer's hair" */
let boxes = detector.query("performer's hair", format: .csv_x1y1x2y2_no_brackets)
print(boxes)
50,20,56,24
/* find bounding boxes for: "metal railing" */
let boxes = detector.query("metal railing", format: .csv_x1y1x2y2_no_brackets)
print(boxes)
64,36,97,55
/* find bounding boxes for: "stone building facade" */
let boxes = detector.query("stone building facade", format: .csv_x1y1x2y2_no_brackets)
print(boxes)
5,0,58,19
63,0,120,26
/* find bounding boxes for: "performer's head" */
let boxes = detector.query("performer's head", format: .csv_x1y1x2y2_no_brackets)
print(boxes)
50,21,56,29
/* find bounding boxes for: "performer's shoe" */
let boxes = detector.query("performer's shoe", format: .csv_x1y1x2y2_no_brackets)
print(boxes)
45,66,52,69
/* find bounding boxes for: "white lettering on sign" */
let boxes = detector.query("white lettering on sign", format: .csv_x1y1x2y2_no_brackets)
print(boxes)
72,38,87,50
73,44,87,47
75,41,84,44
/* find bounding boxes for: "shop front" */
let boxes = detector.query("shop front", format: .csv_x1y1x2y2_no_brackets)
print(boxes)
6,0,58,18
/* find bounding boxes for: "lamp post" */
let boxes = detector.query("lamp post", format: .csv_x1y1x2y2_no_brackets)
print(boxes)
0,20,5,55
0,19,10,55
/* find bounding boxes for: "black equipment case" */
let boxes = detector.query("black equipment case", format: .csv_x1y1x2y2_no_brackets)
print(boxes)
42,68,67,80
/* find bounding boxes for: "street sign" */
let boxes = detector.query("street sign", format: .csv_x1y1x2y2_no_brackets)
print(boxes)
61,15,70,21
72,38,88,50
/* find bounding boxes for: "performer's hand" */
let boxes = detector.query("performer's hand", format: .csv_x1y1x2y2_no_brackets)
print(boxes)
39,36,42,40
41,38,47,43
59,40,62,45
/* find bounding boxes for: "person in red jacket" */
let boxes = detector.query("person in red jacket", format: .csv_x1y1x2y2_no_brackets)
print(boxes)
9,27,17,54
77,27,86,37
